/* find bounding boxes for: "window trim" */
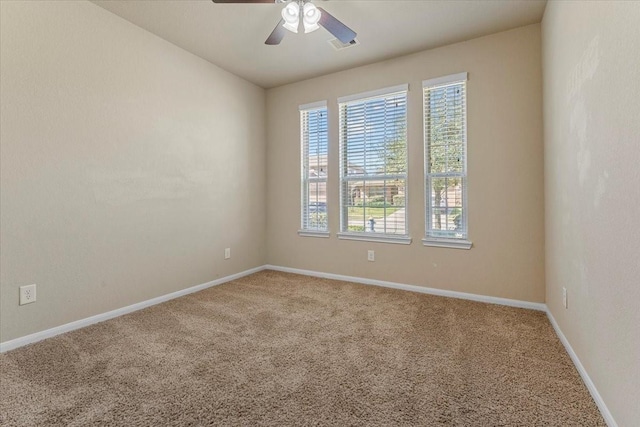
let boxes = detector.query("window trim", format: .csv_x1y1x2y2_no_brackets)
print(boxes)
422,72,468,90
299,100,327,111
338,84,410,242
337,232,412,245
423,72,471,248
422,237,472,250
299,100,329,237
298,230,330,238
337,84,409,104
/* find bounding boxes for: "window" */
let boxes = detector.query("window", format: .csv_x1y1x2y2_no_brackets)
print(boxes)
299,101,329,237
338,85,410,244
423,72,471,249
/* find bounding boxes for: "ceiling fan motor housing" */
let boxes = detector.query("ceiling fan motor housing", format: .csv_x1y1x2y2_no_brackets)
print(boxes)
212,0,356,46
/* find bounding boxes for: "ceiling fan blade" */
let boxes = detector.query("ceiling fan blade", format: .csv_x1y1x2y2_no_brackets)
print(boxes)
317,7,356,44
212,0,277,4
265,19,287,45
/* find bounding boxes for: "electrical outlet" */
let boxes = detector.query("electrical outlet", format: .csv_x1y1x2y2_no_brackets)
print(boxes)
367,250,375,262
20,284,37,305
562,287,568,309
224,248,231,260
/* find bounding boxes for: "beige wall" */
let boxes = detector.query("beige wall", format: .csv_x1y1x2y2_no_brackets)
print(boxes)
0,1,266,342
542,2,640,425
266,24,545,303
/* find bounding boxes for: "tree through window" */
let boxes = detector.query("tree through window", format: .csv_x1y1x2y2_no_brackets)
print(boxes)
424,73,469,245
300,101,328,234
338,85,409,240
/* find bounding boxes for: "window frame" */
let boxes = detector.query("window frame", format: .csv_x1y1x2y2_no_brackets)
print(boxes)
422,72,472,250
298,100,330,238
337,84,412,245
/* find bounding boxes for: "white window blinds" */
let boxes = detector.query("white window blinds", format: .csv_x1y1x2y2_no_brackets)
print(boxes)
424,73,468,242
300,102,328,233
338,85,408,237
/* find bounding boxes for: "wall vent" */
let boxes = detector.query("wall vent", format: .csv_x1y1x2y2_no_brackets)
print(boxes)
329,38,359,51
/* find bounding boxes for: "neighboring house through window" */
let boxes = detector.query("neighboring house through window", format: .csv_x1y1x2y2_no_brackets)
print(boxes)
299,101,329,237
337,85,411,244
423,72,472,249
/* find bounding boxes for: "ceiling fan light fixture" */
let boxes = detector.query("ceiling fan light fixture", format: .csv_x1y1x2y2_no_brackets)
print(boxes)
281,2,300,33
302,2,321,33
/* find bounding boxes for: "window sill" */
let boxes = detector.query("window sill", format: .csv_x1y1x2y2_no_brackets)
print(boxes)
337,232,412,245
422,238,472,250
298,230,330,238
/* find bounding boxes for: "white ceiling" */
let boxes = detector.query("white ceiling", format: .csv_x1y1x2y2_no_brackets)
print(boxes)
92,0,547,88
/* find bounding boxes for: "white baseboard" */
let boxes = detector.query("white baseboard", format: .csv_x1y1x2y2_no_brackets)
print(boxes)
545,310,617,427
265,264,546,311
0,263,616,426
0,264,545,353
0,265,266,353
266,265,616,424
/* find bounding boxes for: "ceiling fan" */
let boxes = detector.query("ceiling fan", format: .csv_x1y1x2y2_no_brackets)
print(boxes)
211,0,357,46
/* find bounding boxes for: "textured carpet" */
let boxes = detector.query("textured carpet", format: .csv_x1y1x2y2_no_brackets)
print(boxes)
1,270,605,426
